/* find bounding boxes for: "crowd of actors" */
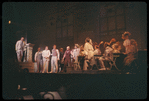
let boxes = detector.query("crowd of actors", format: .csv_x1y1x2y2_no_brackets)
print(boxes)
15,31,138,73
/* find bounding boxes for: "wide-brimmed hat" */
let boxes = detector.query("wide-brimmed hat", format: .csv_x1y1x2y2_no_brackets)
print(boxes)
122,31,131,39
130,39,135,42
123,31,131,36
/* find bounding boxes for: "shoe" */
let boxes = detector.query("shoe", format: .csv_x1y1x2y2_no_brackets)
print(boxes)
98,68,106,70
49,71,52,73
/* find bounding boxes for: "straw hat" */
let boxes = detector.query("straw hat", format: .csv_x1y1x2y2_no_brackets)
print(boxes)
122,31,131,39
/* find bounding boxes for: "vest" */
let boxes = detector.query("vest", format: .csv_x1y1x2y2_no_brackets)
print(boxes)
65,50,71,59
37,51,42,60
52,49,57,56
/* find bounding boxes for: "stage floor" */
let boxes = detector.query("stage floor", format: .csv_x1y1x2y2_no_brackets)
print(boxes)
32,70,135,74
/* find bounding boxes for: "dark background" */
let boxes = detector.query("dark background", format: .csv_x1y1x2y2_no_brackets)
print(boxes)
2,2,147,99
2,2,147,62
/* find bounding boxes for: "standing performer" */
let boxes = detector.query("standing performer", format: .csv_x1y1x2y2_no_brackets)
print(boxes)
15,37,25,62
50,45,60,73
59,48,64,72
83,37,94,70
72,44,80,70
122,31,131,54
34,47,43,73
42,46,51,73
61,46,74,73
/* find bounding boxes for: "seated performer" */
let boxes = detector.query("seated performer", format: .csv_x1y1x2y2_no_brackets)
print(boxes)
122,31,131,55
109,38,116,48
112,43,121,53
92,45,101,68
34,47,43,73
83,37,94,70
99,41,104,55
94,45,101,55
72,44,80,70
61,46,74,72
123,39,138,68
98,42,113,70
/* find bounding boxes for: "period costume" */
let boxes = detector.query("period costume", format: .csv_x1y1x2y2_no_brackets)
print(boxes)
42,49,51,73
15,40,25,62
112,43,120,53
72,47,80,70
123,39,131,54
123,39,138,67
62,50,74,72
83,40,94,70
98,46,113,70
59,51,64,71
92,48,101,66
34,51,43,73
50,49,59,73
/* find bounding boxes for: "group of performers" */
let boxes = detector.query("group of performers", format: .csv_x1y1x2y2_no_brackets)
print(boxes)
15,31,138,73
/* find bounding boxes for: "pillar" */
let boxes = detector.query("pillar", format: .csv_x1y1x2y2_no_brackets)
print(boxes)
26,43,35,62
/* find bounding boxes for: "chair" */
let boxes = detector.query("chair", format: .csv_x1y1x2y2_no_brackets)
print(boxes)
103,52,121,71
73,61,81,70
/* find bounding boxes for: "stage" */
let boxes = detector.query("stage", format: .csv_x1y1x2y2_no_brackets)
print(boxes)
12,70,147,99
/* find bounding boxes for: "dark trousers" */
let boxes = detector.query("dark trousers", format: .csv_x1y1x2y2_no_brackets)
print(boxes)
63,58,71,71
60,64,64,71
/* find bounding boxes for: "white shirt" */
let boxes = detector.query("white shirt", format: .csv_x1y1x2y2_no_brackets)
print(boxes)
15,40,25,51
84,42,94,59
73,48,80,56
84,42,94,55
94,49,101,55
72,48,80,60
123,39,130,54
42,50,51,59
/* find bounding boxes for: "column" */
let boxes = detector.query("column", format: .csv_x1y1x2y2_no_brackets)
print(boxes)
26,43,35,62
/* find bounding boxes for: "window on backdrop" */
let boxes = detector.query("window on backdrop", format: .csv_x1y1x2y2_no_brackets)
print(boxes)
99,3,126,36
56,13,73,39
